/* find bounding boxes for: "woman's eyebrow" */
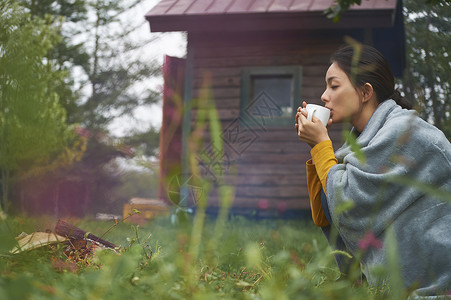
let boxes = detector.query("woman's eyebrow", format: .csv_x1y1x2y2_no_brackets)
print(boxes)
326,76,338,84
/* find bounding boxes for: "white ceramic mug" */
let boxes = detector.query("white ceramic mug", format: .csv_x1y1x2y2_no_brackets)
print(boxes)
306,104,330,127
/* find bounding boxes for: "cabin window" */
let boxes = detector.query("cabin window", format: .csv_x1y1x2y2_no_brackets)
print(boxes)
241,66,302,127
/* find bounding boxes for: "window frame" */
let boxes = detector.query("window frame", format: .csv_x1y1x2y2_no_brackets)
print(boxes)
240,66,303,128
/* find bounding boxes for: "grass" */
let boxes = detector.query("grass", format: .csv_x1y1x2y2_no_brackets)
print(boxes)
0,214,389,299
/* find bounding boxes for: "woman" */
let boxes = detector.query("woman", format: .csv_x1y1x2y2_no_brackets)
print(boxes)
296,44,451,297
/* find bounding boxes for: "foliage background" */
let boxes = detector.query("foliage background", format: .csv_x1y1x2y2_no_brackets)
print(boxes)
402,0,451,138
0,1,449,299
0,216,396,300
1,0,168,216
0,0,449,216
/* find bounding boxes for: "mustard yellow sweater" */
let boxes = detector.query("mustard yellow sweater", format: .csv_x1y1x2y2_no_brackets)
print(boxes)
306,140,337,227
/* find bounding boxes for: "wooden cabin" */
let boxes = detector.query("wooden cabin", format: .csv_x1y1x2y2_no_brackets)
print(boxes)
145,0,405,218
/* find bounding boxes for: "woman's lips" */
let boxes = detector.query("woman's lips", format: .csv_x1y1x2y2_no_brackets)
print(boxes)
326,108,333,117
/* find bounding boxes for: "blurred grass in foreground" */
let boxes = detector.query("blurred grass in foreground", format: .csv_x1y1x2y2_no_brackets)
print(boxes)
0,215,390,300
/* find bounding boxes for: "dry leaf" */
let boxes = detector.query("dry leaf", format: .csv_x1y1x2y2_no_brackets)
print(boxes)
10,232,68,254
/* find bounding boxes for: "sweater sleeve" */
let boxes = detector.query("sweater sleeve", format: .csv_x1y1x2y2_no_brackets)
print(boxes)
310,140,338,195
306,159,330,227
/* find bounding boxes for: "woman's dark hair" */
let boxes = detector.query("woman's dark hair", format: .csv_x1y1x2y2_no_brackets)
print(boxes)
330,45,412,109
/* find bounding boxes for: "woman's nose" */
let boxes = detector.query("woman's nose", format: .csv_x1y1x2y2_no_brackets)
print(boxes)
321,90,328,103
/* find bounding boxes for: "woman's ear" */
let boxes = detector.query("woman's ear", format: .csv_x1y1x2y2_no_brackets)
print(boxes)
361,83,374,103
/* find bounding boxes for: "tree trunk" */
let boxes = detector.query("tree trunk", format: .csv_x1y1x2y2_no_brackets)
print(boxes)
1,169,9,212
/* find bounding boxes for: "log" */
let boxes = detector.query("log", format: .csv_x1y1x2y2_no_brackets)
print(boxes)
54,219,117,249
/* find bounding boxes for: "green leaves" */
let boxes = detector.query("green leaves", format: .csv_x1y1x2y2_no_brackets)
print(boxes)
342,130,366,164
389,175,451,202
0,0,80,211
324,0,362,22
384,226,408,299
334,199,355,215
403,0,450,139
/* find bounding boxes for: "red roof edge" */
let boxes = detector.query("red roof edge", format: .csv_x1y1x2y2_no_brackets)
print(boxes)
145,9,396,33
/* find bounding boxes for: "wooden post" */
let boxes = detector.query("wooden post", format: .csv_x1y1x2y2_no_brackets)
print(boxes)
54,219,117,249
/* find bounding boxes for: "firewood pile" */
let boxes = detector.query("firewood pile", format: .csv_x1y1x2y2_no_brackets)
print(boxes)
54,219,117,250
10,219,118,271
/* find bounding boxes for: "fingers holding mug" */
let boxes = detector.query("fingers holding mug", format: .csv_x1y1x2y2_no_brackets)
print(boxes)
305,104,330,127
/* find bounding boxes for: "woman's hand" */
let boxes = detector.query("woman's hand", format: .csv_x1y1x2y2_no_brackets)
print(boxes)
295,101,332,148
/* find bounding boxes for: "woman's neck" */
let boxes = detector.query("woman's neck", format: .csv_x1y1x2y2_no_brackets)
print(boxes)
352,99,379,133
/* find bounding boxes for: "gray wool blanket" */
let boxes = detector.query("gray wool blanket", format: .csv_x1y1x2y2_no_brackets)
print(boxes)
326,100,451,297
